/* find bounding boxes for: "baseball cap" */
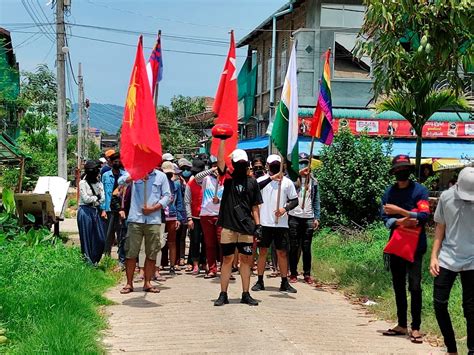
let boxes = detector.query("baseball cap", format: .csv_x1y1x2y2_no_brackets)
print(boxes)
162,153,175,162
298,152,310,162
390,154,413,173
99,157,107,164
105,149,115,158
267,154,282,165
178,158,192,168
231,149,248,162
456,167,474,201
190,159,206,174
161,161,175,174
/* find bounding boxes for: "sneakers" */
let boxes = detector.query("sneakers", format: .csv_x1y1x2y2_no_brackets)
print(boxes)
289,275,298,283
280,280,297,294
169,267,176,275
191,266,199,275
251,281,265,292
304,276,314,285
240,292,258,306
214,291,229,306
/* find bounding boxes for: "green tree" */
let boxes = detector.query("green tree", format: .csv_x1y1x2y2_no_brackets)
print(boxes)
317,129,392,226
358,0,473,178
156,95,204,155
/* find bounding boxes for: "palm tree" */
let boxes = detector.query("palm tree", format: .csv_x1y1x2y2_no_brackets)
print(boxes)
377,83,470,180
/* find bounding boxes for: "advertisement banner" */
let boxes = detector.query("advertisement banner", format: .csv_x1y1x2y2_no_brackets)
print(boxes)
299,117,474,138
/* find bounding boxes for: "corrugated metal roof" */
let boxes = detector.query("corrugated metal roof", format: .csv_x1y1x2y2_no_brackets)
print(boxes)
298,108,471,122
0,132,26,163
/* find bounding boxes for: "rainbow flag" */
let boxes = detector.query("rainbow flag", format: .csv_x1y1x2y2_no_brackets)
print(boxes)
310,49,334,145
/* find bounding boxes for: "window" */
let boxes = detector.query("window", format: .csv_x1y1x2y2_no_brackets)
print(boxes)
334,33,371,79
320,4,365,28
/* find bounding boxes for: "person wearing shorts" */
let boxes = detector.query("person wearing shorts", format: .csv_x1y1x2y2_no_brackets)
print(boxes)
252,154,299,294
118,169,170,294
214,147,263,306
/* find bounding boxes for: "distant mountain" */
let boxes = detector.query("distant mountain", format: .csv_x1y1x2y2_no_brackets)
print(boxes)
70,103,123,134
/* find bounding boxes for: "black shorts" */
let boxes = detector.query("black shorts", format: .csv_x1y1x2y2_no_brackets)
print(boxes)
220,228,254,256
259,227,289,251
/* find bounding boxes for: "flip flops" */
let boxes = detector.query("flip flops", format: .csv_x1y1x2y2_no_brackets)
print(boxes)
382,328,407,336
143,286,160,293
120,286,134,294
410,334,423,344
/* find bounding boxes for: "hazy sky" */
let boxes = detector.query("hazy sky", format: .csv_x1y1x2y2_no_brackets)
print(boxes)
1,0,287,106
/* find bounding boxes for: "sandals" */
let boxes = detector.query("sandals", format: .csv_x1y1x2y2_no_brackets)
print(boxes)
143,286,160,293
120,286,134,294
204,272,217,279
410,334,423,344
382,328,407,336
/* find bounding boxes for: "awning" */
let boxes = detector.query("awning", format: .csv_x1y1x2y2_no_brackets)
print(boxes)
0,132,26,164
238,136,269,150
388,139,473,159
432,159,473,172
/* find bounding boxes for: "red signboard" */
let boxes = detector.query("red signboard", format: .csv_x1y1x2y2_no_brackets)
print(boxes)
299,117,474,139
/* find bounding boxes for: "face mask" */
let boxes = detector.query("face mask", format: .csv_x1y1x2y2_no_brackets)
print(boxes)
394,170,410,182
112,163,121,170
166,172,174,180
254,169,265,178
232,161,248,177
299,163,308,170
182,170,192,178
268,163,281,175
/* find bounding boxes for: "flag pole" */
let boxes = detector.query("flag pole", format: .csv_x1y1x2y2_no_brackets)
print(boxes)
275,152,285,224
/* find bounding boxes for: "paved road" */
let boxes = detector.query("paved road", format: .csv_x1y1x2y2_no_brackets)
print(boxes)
103,270,442,354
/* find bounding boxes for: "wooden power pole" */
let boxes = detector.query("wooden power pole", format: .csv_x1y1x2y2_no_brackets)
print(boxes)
56,0,67,179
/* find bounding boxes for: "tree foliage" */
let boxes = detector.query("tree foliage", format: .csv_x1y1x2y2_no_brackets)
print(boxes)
316,129,392,227
156,95,204,155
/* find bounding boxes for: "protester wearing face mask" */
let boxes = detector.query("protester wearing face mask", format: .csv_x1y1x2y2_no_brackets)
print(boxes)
176,158,193,268
161,161,185,275
213,148,263,306
381,155,430,344
78,160,106,265
100,153,126,258
252,156,266,179
252,154,299,294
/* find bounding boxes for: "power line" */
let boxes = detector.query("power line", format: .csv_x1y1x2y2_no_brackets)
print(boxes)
21,0,55,42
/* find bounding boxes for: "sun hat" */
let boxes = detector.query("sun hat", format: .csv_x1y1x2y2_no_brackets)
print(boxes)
173,163,182,174
456,167,474,201
99,157,107,164
231,149,248,162
190,159,206,174
298,152,310,162
178,158,192,168
267,154,282,164
162,153,175,162
161,161,175,174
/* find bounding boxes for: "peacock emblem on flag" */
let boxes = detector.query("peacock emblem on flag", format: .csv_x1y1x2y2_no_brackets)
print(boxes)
125,67,138,128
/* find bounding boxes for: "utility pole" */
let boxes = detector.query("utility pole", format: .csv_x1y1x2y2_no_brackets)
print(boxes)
84,98,90,159
56,0,67,179
77,62,83,170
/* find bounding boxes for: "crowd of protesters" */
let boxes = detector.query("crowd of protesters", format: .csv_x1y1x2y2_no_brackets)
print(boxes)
77,148,473,354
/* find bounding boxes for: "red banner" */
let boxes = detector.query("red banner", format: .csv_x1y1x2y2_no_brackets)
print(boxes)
299,117,474,139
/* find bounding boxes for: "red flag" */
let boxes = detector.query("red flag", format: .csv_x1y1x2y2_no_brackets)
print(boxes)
210,31,238,165
120,36,162,181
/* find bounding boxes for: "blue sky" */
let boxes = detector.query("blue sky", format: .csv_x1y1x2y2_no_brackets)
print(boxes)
1,0,287,106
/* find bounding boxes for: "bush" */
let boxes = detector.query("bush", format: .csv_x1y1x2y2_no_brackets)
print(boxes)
316,129,392,226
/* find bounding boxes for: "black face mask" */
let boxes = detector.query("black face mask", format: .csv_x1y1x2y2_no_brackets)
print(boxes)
232,161,248,177
166,172,174,180
85,169,99,182
254,169,265,178
112,163,121,170
394,170,411,182
268,163,281,175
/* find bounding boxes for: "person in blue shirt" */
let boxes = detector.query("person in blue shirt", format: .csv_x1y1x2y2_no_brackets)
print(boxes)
101,152,126,258
381,155,430,344
118,168,171,294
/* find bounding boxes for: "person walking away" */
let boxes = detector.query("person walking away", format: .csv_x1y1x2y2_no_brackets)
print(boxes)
118,168,170,294
161,161,184,275
430,167,474,355
381,155,430,344
101,152,126,256
214,147,262,306
195,156,224,279
78,160,106,265
288,153,320,284
252,154,299,294
184,159,206,274
175,160,192,267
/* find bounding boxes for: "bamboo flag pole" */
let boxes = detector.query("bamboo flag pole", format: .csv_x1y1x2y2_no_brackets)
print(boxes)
275,153,285,224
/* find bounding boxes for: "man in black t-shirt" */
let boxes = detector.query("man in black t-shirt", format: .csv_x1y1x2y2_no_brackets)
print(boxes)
214,144,263,307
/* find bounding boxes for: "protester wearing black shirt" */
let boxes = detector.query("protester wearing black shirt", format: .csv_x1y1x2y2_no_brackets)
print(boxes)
214,145,262,307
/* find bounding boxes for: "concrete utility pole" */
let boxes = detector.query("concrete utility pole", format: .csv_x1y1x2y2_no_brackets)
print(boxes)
84,98,90,159
77,62,83,171
56,0,67,179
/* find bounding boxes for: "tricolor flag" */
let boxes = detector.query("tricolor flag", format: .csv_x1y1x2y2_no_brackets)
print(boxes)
310,49,334,145
271,41,299,177
146,32,163,97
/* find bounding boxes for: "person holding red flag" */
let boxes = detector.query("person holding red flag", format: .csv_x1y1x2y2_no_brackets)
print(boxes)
119,36,169,294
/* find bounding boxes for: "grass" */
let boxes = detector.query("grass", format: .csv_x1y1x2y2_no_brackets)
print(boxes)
312,223,466,348
0,242,119,354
